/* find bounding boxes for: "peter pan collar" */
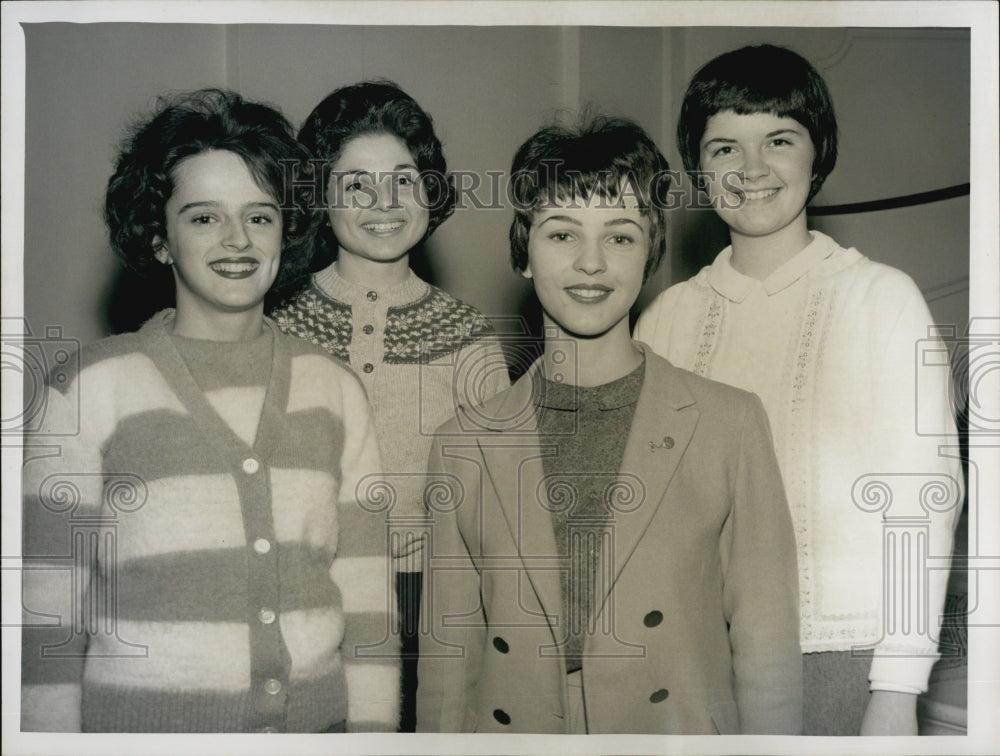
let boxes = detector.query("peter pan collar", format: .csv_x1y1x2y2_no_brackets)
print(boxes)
707,231,840,302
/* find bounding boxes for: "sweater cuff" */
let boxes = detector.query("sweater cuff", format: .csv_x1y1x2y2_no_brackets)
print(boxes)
868,654,938,695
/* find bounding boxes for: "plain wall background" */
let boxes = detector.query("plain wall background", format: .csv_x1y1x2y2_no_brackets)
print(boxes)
21,24,969,350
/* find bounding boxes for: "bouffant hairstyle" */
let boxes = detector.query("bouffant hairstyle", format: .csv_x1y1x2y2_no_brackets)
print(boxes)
297,80,456,263
104,88,319,305
677,44,838,202
508,115,671,283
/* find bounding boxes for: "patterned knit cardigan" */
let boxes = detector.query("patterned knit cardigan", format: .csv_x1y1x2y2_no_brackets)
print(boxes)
21,312,399,732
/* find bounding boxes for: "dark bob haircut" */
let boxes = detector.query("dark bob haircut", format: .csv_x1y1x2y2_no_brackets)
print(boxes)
104,88,319,305
509,115,671,283
677,44,838,202
298,80,456,263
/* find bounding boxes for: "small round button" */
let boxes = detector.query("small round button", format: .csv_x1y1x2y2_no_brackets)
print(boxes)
363,363,374,373
264,678,282,695
366,290,378,302
258,608,276,625
242,458,259,474
493,709,511,725
362,324,374,335
253,538,271,555
643,610,663,627
649,688,669,703
492,636,509,654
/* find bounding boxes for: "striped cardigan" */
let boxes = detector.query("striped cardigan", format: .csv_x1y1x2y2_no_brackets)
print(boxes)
21,311,399,732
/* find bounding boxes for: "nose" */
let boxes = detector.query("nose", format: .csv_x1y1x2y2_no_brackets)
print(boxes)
574,237,607,275
741,148,770,182
223,219,252,250
374,176,402,211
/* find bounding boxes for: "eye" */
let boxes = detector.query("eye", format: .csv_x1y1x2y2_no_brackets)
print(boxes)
770,137,792,147
343,173,373,191
248,213,276,225
547,231,574,243
609,234,635,246
191,214,215,225
711,145,735,158
396,173,415,186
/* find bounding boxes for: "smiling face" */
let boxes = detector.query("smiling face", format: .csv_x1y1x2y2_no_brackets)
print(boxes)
700,110,815,247
157,149,282,337
327,132,430,276
523,193,650,345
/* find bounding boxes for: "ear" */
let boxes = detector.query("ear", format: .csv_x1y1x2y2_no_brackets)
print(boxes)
520,264,533,280
152,237,173,266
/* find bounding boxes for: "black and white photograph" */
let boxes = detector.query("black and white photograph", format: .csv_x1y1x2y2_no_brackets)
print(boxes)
2,2,997,755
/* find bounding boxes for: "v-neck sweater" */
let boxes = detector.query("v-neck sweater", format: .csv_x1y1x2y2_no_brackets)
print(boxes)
635,231,963,694
22,311,399,732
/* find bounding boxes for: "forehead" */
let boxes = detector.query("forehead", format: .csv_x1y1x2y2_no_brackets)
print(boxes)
333,132,415,171
530,194,649,227
701,110,808,142
169,150,274,201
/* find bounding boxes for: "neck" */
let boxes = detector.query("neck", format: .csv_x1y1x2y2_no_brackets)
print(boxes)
542,317,642,388
170,300,266,342
336,250,411,289
729,212,812,280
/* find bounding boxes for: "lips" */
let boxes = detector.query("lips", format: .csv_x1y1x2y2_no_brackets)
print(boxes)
565,284,612,303
209,257,260,279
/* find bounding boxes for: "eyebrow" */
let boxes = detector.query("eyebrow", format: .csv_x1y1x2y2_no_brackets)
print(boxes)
536,215,645,231
703,128,803,146
176,200,280,214
338,164,419,176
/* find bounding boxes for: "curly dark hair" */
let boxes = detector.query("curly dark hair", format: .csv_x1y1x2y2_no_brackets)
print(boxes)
297,80,456,265
677,44,838,202
508,115,671,284
104,88,320,306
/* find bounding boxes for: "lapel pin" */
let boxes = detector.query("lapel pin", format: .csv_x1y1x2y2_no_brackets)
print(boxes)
649,436,674,451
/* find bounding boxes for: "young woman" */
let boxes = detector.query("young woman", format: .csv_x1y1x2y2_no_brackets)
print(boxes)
272,80,509,730
635,44,963,735
21,89,398,733
417,116,802,734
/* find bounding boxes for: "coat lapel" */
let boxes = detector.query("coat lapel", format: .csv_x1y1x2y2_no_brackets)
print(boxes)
475,368,564,627
596,347,700,613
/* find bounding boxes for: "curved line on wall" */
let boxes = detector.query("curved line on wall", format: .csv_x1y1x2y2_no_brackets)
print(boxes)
809,183,970,217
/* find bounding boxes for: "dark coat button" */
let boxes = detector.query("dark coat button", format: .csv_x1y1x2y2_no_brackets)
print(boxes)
493,709,511,725
492,636,509,653
362,324,374,335
650,688,669,703
366,290,378,301
363,363,374,373
643,610,663,627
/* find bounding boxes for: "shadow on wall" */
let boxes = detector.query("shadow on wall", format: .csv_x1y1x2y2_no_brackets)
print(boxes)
103,267,175,336
676,208,731,282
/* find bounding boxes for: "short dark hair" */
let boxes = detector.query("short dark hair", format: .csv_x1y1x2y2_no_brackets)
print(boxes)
508,115,670,283
677,44,838,201
104,88,319,305
298,80,456,263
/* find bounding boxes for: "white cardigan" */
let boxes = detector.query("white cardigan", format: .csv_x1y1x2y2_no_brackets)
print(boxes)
635,231,963,694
